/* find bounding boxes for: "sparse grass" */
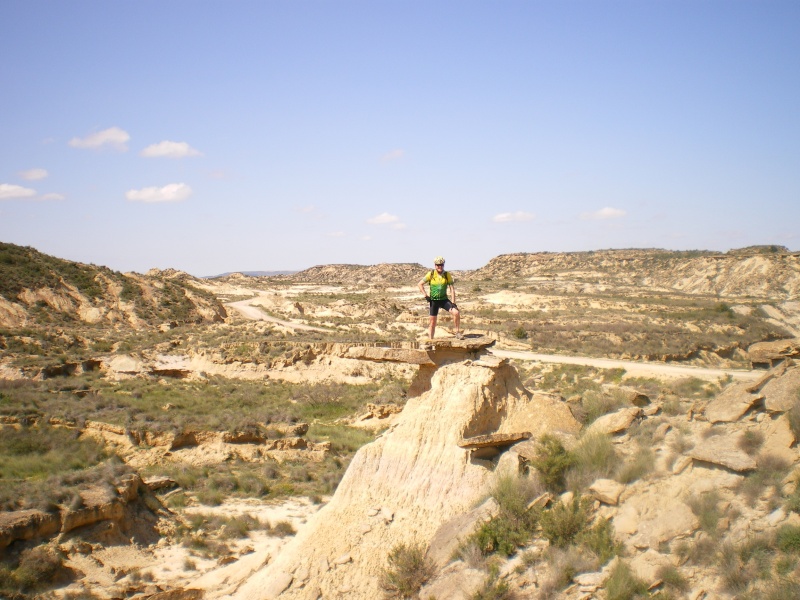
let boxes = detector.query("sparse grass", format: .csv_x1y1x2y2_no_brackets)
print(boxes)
538,546,598,598
604,560,649,600
0,545,67,595
567,432,618,491
687,491,722,535
718,536,775,594
738,454,792,504
656,564,689,593
379,542,436,599
738,429,765,455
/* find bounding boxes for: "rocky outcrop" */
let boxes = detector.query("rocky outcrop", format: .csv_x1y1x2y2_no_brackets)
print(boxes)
0,474,161,550
232,349,580,599
749,338,800,368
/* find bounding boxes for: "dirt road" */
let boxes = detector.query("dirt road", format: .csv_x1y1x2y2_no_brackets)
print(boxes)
489,348,761,381
226,299,331,333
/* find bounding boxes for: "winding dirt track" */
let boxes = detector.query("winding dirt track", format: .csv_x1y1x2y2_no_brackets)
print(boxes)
226,299,331,333
488,348,761,381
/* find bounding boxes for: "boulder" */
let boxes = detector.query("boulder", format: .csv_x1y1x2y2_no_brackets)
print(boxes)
705,382,763,423
690,435,758,472
763,366,800,412
418,562,486,600
587,407,641,436
589,479,626,506
426,498,499,568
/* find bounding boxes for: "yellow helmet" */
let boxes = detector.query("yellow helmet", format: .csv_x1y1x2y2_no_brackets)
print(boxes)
434,256,445,265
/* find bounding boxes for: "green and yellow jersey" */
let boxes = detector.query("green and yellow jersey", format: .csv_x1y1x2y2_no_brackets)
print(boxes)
424,270,453,301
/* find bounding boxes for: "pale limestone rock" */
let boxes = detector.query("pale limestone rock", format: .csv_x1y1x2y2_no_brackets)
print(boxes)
106,354,145,375
629,502,698,549
587,407,641,436
418,562,486,600
232,362,533,599
704,382,763,423
629,549,674,587
758,414,797,463
690,435,757,472
333,553,351,565
574,572,604,587
427,498,499,568
672,456,692,474
763,367,800,412
589,479,626,505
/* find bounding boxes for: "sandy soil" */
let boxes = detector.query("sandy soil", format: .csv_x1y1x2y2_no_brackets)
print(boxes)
489,348,761,381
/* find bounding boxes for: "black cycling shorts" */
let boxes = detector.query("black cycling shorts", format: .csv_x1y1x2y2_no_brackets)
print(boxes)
429,299,455,316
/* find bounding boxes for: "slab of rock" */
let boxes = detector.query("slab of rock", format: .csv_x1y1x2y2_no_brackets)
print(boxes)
427,498,499,568
689,435,758,472
263,571,293,599
587,407,641,436
458,432,531,450
106,354,145,375
344,346,435,365
628,502,699,549
705,382,763,423
630,550,674,587
759,414,797,463
763,366,800,412
602,385,650,407
417,562,486,600
589,479,626,506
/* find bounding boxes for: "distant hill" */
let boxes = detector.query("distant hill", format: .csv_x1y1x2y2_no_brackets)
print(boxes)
0,242,226,329
468,248,800,299
205,270,298,278
284,263,427,285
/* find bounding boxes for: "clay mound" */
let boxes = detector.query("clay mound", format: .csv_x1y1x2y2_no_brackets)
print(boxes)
233,358,580,599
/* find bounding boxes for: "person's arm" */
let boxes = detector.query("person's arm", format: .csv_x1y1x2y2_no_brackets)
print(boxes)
449,282,456,304
418,278,429,299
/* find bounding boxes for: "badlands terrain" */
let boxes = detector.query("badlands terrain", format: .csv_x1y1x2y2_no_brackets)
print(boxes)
2,242,800,599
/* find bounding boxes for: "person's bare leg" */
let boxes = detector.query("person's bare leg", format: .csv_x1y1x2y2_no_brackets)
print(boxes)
453,308,460,333
429,315,437,339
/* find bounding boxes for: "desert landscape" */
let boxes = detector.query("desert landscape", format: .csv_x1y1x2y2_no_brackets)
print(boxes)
3,242,800,599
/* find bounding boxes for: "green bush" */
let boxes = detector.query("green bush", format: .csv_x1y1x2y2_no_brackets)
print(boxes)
471,475,540,557
530,434,576,493
577,517,623,564
540,496,592,548
380,542,436,599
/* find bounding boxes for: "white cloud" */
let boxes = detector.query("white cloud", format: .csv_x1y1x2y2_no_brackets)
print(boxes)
40,193,66,201
492,211,535,223
69,127,130,151
367,212,406,229
381,149,405,163
125,183,192,203
0,183,36,200
580,207,627,220
327,231,346,237
141,140,202,158
19,168,48,181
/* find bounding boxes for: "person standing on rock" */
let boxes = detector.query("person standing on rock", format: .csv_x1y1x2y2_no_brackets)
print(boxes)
418,256,462,340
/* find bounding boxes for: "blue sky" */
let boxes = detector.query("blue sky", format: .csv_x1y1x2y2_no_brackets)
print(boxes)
1,1,798,276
